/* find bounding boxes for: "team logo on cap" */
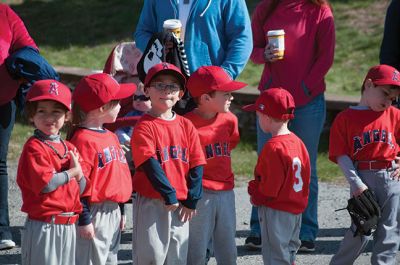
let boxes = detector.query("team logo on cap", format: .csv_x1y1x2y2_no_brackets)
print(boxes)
49,82,59,96
393,70,400,82
259,104,265,110
162,62,169,69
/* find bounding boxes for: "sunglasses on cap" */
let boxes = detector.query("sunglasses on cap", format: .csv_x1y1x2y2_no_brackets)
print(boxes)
133,95,150,101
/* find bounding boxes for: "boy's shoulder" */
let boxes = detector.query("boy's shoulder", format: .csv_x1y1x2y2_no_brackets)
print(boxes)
184,110,237,124
336,105,400,120
264,133,306,153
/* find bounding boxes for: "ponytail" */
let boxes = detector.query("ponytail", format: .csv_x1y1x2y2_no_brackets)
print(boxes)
66,103,86,140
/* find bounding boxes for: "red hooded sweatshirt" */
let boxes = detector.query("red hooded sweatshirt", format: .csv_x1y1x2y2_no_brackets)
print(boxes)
251,0,335,107
0,4,37,105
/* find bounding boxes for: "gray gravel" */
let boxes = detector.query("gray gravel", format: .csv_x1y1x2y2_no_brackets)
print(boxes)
1,162,399,264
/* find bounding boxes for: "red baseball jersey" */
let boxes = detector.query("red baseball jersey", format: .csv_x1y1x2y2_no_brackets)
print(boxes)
17,137,82,219
131,114,206,200
69,128,132,203
184,111,240,190
329,107,400,163
255,133,310,214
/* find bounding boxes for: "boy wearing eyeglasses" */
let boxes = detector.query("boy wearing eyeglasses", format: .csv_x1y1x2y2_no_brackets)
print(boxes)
115,82,151,146
130,63,206,265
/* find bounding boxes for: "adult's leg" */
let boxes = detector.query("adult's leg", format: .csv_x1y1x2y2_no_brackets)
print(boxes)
289,94,326,243
0,100,16,243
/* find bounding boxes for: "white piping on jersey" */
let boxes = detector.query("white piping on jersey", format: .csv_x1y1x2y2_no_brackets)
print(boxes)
200,0,212,17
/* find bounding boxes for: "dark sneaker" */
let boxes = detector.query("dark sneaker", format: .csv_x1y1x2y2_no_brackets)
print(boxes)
0,239,15,250
299,240,315,252
244,236,262,250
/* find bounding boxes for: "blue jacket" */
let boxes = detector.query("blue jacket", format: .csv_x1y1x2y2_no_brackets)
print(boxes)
134,0,252,79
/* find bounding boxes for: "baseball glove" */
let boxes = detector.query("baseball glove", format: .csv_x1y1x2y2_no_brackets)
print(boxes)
346,189,381,237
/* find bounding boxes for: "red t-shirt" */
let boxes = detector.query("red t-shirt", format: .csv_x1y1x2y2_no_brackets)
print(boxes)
131,114,206,200
329,106,400,163
185,111,239,190
69,128,132,203
255,133,310,214
17,137,82,219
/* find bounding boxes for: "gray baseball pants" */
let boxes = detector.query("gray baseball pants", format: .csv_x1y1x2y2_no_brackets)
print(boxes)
21,218,76,265
258,206,301,265
132,194,189,265
330,169,400,265
76,201,121,265
187,189,237,265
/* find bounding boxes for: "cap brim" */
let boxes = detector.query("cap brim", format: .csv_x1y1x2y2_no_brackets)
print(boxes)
218,80,248,92
27,95,71,110
242,103,257,112
114,83,137,100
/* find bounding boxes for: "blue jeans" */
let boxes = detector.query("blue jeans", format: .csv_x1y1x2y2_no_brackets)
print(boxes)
249,94,326,242
0,100,16,240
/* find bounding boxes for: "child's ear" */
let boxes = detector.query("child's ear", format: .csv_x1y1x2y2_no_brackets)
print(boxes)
143,86,150,96
179,90,184,98
64,111,72,122
364,79,374,91
199,94,209,103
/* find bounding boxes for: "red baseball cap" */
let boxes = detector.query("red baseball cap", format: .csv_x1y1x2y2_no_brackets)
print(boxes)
26,80,72,110
73,73,137,112
364,64,400,87
242,87,295,120
144,63,186,89
187,66,247,98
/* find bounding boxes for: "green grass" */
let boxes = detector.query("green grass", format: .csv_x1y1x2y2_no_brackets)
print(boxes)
7,0,390,95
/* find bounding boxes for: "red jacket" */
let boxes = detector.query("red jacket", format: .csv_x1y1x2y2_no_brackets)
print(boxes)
0,4,37,105
251,0,335,107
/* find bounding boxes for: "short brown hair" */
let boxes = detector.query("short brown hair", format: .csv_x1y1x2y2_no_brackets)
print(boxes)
193,91,217,105
24,100,69,120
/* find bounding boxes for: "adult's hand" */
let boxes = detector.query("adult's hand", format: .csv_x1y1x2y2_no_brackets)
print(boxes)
264,43,280,63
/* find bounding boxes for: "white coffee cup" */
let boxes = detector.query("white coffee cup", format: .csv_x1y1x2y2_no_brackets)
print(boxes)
163,19,182,39
267,30,285,60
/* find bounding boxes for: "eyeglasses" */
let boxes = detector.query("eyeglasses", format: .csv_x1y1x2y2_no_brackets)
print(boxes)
133,95,150,101
150,82,181,92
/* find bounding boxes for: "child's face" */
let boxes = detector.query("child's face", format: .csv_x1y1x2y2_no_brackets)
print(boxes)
132,92,151,112
101,101,121,124
257,112,271,133
207,91,234,113
363,81,399,111
145,74,183,113
30,100,68,136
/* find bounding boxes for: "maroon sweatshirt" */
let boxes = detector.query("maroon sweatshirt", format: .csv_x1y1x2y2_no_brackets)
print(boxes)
251,0,335,107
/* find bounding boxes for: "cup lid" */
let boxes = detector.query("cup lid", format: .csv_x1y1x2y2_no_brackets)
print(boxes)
163,19,182,29
267,29,285,36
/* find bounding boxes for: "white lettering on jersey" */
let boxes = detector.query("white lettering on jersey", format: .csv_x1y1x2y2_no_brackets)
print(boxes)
292,157,303,192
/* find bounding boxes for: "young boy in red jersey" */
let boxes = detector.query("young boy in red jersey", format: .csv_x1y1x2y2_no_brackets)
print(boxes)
68,73,136,265
17,80,86,265
184,65,247,264
244,88,311,265
131,63,206,265
329,65,400,265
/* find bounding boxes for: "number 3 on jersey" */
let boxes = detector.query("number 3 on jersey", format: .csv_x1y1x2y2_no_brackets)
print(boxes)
292,157,303,192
